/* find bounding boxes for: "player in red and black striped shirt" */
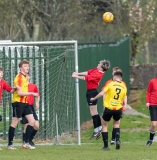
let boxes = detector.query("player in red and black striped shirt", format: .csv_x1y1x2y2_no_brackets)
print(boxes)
146,68,157,146
72,60,110,140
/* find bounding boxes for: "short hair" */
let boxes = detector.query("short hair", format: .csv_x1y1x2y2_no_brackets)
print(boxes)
19,60,29,68
113,71,123,78
100,60,110,71
112,67,122,72
0,68,3,71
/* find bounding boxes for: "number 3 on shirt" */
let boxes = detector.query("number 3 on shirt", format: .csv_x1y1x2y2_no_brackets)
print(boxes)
114,88,121,100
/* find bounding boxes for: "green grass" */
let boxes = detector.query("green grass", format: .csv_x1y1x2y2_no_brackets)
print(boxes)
137,89,149,115
0,90,154,160
0,115,153,160
129,89,149,116
0,142,157,160
81,114,150,143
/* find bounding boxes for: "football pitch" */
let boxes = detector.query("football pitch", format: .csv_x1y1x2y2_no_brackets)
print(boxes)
0,114,157,160
0,141,157,160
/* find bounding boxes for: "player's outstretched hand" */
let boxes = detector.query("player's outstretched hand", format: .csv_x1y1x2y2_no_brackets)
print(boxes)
90,98,95,102
32,93,39,97
72,72,77,78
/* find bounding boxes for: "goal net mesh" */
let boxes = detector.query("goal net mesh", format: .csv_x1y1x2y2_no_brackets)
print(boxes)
0,42,78,145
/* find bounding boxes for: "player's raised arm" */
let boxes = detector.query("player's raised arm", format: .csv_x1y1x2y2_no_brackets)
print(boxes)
72,72,86,80
73,71,88,76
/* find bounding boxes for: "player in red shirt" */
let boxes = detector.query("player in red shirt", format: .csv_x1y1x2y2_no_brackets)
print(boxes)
0,68,16,101
21,73,40,147
72,60,110,140
146,68,157,146
0,67,17,150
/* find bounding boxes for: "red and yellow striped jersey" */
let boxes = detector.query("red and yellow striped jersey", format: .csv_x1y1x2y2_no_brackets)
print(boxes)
12,73,28,103
102,80,127,110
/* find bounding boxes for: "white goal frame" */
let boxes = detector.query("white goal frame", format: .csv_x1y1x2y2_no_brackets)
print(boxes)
0,40,81,145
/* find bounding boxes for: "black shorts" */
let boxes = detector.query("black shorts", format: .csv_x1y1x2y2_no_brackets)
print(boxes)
20,106,38,124
102,108,122,122
149,106,157,121
12,102,33,118
86,89,98,106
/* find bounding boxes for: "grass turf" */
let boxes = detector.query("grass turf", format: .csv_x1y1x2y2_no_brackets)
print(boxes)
0,114,152,160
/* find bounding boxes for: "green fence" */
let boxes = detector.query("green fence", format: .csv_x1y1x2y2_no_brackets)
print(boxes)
0,35,130,141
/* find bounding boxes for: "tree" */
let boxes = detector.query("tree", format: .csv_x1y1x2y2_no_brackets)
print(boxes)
128,0,157,64
0,0,128,40
0,0,85,40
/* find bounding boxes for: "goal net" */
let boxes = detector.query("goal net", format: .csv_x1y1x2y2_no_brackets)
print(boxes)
0,41,80,145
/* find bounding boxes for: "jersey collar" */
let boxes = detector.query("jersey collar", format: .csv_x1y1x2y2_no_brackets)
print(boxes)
20,72,26,77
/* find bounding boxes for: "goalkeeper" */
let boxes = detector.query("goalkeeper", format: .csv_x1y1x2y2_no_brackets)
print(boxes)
72,60,110,140
21,73,40,147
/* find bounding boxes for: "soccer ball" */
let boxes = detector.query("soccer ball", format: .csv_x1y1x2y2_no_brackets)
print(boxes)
103,12,114,23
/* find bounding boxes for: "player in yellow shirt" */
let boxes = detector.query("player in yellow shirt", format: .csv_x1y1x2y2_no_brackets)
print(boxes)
7,60,39,150
90,71,127,151
105,67,127,145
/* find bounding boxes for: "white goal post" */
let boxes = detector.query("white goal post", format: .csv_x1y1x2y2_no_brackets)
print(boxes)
0,40,81,145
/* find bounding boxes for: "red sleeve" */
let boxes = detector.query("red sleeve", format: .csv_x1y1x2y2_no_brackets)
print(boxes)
146,80,152,103
34,85,39,95
85,72,103,81
87,68,94,75
85,73,97,81
3,80,12,92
